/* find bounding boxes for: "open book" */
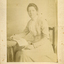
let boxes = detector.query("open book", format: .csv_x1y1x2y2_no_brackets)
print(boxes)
13,38,29,46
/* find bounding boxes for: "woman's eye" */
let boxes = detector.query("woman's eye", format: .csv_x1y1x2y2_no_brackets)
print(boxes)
29,10,31,12
32,10,34,11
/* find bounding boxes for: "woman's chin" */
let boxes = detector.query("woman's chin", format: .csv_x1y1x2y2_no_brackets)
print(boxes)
30,17,35,20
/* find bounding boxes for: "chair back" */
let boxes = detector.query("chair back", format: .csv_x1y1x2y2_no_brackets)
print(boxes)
49,27,55,52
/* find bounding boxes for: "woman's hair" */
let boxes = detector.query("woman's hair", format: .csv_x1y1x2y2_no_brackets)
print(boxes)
27,3,38,11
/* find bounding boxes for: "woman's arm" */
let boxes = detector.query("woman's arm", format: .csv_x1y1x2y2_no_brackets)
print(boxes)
16,26,29,38
33,19,50,48
10,22,30,40
41,19,49,39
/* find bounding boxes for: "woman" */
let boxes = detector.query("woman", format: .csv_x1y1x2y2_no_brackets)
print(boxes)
10,3,57,62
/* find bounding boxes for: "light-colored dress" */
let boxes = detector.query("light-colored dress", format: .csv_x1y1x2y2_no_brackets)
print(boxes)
15,17,57,62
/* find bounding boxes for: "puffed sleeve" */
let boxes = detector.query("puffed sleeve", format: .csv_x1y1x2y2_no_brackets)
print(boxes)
23,23,29,35
41,19,49,39
32,19,50,48
21,21,30,37
9,21,30,41
16,21,30,38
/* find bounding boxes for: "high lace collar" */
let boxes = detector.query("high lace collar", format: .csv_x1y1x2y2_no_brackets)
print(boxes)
31,15,38,22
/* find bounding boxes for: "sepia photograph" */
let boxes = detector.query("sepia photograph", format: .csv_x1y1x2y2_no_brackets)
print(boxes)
7,0,58,62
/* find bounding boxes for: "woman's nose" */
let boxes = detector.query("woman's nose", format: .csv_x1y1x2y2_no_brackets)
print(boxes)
29,10,33,14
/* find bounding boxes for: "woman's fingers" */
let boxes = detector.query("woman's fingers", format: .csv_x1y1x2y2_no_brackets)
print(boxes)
10,35,18,40
10,35,15,40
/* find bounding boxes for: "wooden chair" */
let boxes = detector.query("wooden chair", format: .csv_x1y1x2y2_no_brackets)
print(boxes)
49,27,55,53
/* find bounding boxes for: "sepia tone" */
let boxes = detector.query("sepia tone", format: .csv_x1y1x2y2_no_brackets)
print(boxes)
7,0,58,62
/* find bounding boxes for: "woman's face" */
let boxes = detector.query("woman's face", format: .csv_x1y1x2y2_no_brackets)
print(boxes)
28,6,38,19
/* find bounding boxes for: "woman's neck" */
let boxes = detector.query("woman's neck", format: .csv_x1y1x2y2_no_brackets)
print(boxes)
31,15,38,21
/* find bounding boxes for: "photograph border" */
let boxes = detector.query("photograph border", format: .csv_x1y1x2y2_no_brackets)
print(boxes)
0,0,64,64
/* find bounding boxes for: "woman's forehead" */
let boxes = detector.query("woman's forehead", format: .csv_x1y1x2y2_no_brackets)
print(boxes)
28,6,36,10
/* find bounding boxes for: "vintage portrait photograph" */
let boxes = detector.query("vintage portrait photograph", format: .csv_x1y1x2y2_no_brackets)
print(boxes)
7,0,58,62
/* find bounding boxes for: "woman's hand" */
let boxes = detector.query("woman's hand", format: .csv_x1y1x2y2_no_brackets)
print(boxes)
7,37,13,41
10,34,21,41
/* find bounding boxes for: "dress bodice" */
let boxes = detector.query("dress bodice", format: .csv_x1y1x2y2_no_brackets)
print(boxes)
24,17,49,43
